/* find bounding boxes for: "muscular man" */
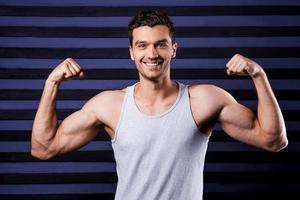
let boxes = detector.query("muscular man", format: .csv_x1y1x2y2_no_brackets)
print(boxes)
31,10,288,200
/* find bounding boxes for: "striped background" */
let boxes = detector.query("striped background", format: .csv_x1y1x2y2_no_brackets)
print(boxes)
0,0,299,199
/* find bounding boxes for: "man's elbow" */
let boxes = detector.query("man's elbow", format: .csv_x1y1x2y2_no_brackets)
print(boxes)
31,148,55,160
263,132,288,152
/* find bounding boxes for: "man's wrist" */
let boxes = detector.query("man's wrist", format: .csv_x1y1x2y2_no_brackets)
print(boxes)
46,77,60,86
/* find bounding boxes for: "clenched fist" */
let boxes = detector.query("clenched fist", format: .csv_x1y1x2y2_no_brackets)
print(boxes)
47,58,84,83
226,54,264,78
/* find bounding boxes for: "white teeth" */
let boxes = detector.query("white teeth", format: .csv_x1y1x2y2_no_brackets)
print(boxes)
144,62,159,66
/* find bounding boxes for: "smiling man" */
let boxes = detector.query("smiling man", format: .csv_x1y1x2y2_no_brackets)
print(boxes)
31,10,288,200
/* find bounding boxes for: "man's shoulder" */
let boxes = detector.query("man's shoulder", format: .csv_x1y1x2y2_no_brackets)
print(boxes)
93,88,126,105
188,83,235,105
188,84,224,97
83,88,126,110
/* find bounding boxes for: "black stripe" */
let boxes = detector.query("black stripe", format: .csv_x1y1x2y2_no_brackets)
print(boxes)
1,110,298,120
1,6,300,17
0,131,299,142
1,27,300,37
0,195,115,200
0,193,294,200
210,131,300,142
0,90,298,100
1,47,300,58
0,172,117,184
1,172,298,184
204,193,297,200
0,90,100,100
205,172,300,184
0,130,111,141
0,151,297,162
0,69,299,80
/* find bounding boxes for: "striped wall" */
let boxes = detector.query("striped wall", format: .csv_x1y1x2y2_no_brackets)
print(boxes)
0,0,300,199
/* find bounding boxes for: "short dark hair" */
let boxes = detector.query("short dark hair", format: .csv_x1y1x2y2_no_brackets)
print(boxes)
128,10,175,46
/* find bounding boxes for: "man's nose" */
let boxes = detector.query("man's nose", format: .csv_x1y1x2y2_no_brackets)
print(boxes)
147,45,158,59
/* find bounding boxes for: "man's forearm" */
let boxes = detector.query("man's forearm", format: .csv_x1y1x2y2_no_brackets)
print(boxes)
252,71,287,146
32,79,60,146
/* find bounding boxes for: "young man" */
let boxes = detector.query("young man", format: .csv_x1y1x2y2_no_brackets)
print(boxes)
31,10,288,200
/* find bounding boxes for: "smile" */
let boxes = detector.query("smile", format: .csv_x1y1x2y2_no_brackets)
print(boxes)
143,62,160,66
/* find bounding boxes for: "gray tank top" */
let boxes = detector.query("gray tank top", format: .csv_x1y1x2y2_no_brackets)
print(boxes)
111,82,210,200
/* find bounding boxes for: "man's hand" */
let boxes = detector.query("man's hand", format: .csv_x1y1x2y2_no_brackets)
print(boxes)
226,54,264,78
48,58,84,83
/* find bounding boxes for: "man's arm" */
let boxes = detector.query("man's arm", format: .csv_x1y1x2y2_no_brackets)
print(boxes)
31,58,101,160
218,54,288,152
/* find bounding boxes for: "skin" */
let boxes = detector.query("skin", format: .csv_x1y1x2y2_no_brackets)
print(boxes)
31,25,288,160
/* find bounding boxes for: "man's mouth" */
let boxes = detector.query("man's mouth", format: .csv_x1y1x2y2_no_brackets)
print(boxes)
143,62,160,66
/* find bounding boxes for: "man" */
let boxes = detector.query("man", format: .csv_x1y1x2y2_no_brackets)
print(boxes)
31,10,288,200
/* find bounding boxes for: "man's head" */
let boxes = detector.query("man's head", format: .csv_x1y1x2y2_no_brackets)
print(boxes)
128,10,175,46
128,10,177,82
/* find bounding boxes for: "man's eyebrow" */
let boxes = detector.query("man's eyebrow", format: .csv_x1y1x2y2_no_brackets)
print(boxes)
156,39,168,43
134,40,147,46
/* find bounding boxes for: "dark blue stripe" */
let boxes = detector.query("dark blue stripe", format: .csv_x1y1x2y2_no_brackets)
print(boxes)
0,183,298,194
0,100,299,110
1,58,300,69
0,100,85,109
0,162,116,173
0,79,299,90
2,37,300,48
0,141,299,152
1,16,300,27
1,0,300,6
0,120,299,131
0,184,116,194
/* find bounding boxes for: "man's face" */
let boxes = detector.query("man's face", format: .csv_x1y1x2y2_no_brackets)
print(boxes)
129,25,177,82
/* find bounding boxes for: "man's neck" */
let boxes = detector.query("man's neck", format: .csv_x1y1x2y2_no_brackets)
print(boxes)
135,78,178,103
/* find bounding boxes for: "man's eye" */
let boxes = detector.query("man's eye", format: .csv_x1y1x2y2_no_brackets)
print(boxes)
137,44,146,48
158,43,167,48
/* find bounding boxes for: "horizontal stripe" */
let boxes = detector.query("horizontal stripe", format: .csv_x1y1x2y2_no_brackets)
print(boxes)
205,163,300,172
0,193,294,200
2,37,300,48
1,47,299,58
1,58,300,69
0,184,116,194
0,130,110,141
0,141,111,152
0,89,298,100
1,0,300,6
1,6,300,17
1,16,300,27
0,130,299,142
0,194,115,200
0,162,116,173
0,151,298,162
0,183,298,194
205,183,300,192
0,100,85,109
1,100,299,110
1,172,297,184
2,27,300,38
0,151,116,162
0,141,298,152
204,193,297,200
1,172,118,184
0,120,299,131
1,162,299,174
0,79,299,90
0,68,299,79
1,109,298,120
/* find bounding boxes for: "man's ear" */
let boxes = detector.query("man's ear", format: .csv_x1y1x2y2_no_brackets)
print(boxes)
129,46,134,61
172,42,177,58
